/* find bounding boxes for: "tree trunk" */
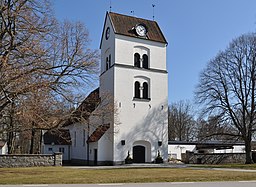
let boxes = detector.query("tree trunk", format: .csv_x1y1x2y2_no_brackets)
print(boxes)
7,131,14,154
7,104,15,154
29,127,35,154
244,139,253,164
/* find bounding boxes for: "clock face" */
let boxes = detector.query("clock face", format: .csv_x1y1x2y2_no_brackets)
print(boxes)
105,27,110,40
135,24,147,37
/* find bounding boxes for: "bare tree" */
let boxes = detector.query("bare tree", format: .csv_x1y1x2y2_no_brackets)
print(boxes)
1,0,98,110
196,115,239,142
0,0,99,153
168,100,196,141
195,33,256,164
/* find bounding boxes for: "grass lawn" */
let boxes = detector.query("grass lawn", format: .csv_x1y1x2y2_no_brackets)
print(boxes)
0,166,256,184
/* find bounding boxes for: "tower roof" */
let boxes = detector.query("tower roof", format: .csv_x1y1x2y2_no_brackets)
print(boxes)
100,12,167,48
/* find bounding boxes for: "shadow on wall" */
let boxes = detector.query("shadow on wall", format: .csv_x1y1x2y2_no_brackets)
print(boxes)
116,98,168,163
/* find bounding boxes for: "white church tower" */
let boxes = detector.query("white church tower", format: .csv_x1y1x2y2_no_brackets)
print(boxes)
99,12,168,165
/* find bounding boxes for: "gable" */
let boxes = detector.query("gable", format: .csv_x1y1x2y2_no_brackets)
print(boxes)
100,12,167,48
109,12,167,43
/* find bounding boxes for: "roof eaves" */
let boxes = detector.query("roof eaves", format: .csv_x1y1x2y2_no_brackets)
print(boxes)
99,12,108,49
108,12,117,33
153,21,168,45
115,32,167,44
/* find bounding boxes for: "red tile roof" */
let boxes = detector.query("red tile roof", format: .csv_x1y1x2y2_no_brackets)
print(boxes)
102,12,167,45
62,88,100,127
87,123,110,143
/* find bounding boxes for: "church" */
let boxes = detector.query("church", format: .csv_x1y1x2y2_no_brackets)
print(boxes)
60,11,168,165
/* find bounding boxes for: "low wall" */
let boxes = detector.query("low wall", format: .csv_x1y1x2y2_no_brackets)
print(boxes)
0,152,62,168
184,151,246,164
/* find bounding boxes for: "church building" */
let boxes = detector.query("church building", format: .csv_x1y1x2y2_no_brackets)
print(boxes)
65,12,168,165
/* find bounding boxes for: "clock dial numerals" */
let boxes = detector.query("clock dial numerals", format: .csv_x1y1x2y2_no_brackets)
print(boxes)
105,27,110,40
135,24,147,37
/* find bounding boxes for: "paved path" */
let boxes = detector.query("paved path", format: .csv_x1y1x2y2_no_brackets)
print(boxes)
65,163,256,173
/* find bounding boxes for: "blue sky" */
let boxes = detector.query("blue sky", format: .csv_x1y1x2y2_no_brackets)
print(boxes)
53,0,256,104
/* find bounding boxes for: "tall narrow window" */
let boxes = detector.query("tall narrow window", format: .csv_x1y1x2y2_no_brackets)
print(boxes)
83,129,86,147
134,53,140,68
109,54,111,67
59,147,65,153
142,54,148,69
74,131,76,147
134,81,140,98
106,57,109,70
143,82,149,99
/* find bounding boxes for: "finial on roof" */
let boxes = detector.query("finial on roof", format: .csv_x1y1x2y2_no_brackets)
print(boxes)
131,10,135,16
109,0,112,12
152,4,156,21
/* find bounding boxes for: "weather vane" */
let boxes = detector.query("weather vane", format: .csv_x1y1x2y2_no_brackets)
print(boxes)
152,4,156,20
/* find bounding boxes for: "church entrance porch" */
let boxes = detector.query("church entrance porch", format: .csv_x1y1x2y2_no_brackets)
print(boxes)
132,140,151,163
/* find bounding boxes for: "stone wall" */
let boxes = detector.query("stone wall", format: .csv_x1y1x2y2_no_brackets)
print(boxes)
0,152,62,168
184,151,246,164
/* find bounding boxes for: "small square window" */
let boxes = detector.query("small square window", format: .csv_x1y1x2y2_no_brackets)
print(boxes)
48,147,53,151
59,147,65,153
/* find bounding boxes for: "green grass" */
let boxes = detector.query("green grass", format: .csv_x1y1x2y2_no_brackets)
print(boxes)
0,166,256,184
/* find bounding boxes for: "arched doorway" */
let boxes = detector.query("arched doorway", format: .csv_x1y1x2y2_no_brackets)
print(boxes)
133,145,145,163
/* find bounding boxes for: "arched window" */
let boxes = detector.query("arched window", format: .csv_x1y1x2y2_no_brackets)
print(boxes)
134,81,140,98
134,53,140,68
142,82,149,99
106,57,109,70
142,54,148,69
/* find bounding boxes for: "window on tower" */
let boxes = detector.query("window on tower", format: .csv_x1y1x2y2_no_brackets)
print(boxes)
134,81,140,98
104,48,111,73
134,46,150,69
142,54,148,69
142,82,149,99
133,76,151,101
134,53,140,68
109,54,111,67
106,57,109,70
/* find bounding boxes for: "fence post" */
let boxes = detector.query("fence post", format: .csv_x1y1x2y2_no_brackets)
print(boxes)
54,152,63,166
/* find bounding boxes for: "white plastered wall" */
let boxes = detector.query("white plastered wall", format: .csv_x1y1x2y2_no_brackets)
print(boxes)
113,35,168,163
100,14,168,164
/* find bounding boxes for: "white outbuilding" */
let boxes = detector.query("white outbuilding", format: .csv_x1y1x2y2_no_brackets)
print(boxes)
0,141,8,155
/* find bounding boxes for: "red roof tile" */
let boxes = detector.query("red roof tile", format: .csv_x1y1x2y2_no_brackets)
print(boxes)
107,12,167,44
87,124,110,143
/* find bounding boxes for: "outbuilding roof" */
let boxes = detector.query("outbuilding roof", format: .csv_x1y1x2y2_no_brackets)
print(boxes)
87,123,110,143
62,88,100,127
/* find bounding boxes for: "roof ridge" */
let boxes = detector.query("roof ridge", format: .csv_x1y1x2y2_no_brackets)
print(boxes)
109,11,156,23
107,11,167,44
